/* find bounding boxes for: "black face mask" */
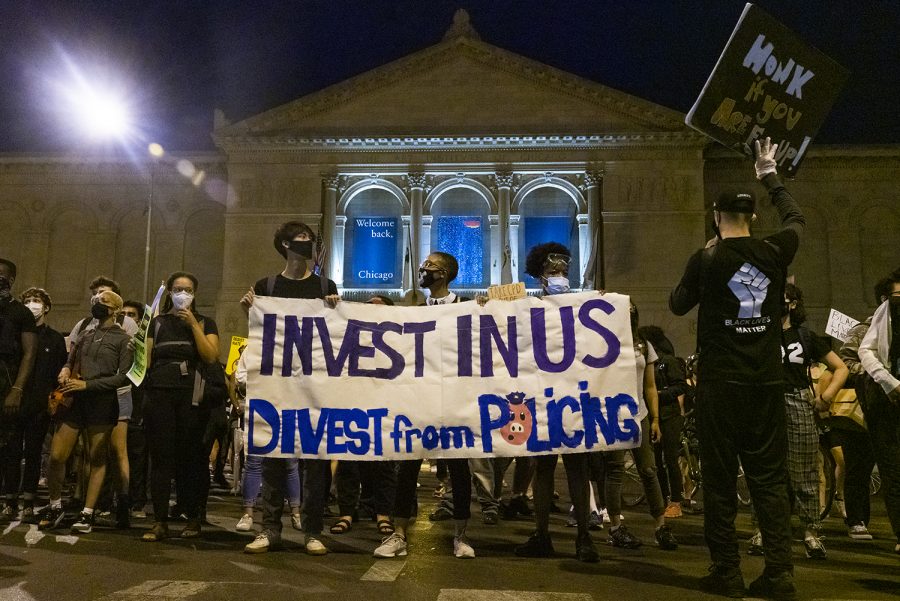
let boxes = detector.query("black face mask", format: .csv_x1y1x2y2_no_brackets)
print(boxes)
890,297,900,326
782,303,792,317
91,303,112,320
418,269,440,288
287,240,313,259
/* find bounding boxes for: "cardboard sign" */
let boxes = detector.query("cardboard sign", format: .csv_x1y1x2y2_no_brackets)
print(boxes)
686,3,849,175
825,308,859,343
487,282,527,301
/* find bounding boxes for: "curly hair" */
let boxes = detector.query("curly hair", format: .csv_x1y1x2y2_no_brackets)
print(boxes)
784,282,807,326
20,287,52,311
524,242,570,278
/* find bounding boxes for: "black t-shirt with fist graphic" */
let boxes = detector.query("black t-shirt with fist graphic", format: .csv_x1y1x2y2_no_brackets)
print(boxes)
670,175,804,385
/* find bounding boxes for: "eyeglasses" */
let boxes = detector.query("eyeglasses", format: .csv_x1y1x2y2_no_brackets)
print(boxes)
543,253,570,271
419,261,444,271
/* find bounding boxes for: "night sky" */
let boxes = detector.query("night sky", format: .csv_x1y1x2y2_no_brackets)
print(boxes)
1,0,897,153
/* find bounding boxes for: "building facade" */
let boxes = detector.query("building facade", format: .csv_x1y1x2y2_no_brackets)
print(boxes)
1,14,897,355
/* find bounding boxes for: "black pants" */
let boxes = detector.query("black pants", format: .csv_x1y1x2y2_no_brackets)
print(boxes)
144,388,210,521
861,377,900,540
261,457,330,538
394,458,471,520
335,460,396,518
655,403,684,503
697,380,793,573
834,426,875,527
127,423,148,509
533,453,591,534
1,411,50,500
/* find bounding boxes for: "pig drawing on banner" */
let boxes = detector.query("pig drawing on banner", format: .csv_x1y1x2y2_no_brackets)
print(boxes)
243,291,641,460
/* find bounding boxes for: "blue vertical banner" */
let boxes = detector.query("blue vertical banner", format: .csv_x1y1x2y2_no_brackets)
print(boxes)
347,216,400,287
435,216,484,286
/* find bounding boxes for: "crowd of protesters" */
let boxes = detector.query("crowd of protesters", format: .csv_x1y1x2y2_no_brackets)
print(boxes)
0,138,898,601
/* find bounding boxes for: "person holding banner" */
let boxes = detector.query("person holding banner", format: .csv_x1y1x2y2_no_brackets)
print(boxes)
513,242,599,563
240,220,338,556
374,251,477,560
38,290,133,534
140,272,220,542
670,138,804,600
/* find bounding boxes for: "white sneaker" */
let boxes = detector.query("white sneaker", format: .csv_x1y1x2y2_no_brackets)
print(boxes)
848,523,873,540
374,532,408,558
130,509,147,519
244,532,272,554
453,535,475,559
305,535,328,556
235,514,253,532
599,508,610,523
291,514,302,531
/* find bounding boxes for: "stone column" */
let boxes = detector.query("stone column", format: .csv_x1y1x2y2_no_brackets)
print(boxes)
322,174,339,280
421,215,433,268
333,216,346,287
584,170,604,290
495,171,513,284
508,214,520,282
407,172,426,277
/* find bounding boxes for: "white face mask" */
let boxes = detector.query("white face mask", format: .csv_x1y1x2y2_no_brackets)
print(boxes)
25,301,44,319
545,276,570,295
171,291,194,310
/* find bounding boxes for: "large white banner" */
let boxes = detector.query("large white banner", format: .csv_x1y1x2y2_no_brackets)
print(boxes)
245,292,641,460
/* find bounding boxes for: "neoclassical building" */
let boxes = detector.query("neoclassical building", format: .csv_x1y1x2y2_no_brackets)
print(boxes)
1,12,898,355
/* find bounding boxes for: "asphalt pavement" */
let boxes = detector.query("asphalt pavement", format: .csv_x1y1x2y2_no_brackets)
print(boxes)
1,464,898,601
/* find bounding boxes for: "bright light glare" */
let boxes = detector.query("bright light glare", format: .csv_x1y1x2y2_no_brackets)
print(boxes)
69,87,130,139
148,142,165,158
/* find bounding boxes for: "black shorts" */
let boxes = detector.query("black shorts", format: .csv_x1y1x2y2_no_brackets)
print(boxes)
64,390,118,429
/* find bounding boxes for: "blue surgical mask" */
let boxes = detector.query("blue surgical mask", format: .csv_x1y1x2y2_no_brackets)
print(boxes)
545,276,570,295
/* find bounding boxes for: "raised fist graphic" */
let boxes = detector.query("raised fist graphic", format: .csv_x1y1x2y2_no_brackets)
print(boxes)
728,262,770,319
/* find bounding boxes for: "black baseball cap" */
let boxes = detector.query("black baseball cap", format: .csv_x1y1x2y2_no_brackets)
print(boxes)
713,192,755,214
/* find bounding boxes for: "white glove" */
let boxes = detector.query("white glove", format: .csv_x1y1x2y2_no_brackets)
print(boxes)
754,137,778,180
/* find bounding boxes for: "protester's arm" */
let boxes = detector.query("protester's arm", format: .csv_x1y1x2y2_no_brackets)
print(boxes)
644,361,661,443
84,336,134,392
4,330,36,415
669,251,702,316
837,322,869,387
815,351,849,411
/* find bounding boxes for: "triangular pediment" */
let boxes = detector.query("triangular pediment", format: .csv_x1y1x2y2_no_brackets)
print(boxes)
216,34,690,142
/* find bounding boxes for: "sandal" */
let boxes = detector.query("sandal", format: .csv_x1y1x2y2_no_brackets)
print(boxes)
329,518,352,534
377,519,395,536
142,522,169,542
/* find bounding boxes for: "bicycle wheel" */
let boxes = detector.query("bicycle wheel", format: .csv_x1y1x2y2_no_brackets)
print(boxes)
870,465,881,496
621,450,646,507
818,443,835,521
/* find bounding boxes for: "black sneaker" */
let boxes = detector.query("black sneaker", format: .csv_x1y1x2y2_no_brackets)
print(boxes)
21,506,37,524
699,563,745,598
655,524,678,550
116,494,131,529
482,510,499,525
0,504,18,523
71,511,95,534
748,569,797,601
428,506,453,521
37,505,65,530
576,531,600,563
503,495,532,519
608,524,642,549
515,531,554,558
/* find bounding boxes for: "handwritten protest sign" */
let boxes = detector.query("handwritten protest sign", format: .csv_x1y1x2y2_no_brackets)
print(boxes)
487,282,527,301
126,284,166,386
226,335,248,375
825,308,859,343
244,292,641,460
686,3,848,175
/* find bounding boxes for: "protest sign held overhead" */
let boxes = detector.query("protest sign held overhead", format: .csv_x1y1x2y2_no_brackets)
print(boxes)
243,292,641,460
686,3,849,175
824,308,860,343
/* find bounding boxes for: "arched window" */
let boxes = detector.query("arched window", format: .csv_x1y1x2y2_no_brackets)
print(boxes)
343,187,403,289
518,186,581,288
430,186,491,288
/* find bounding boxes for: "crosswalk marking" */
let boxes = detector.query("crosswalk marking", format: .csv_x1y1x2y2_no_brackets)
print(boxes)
360,559,407,581
437,590,592,601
